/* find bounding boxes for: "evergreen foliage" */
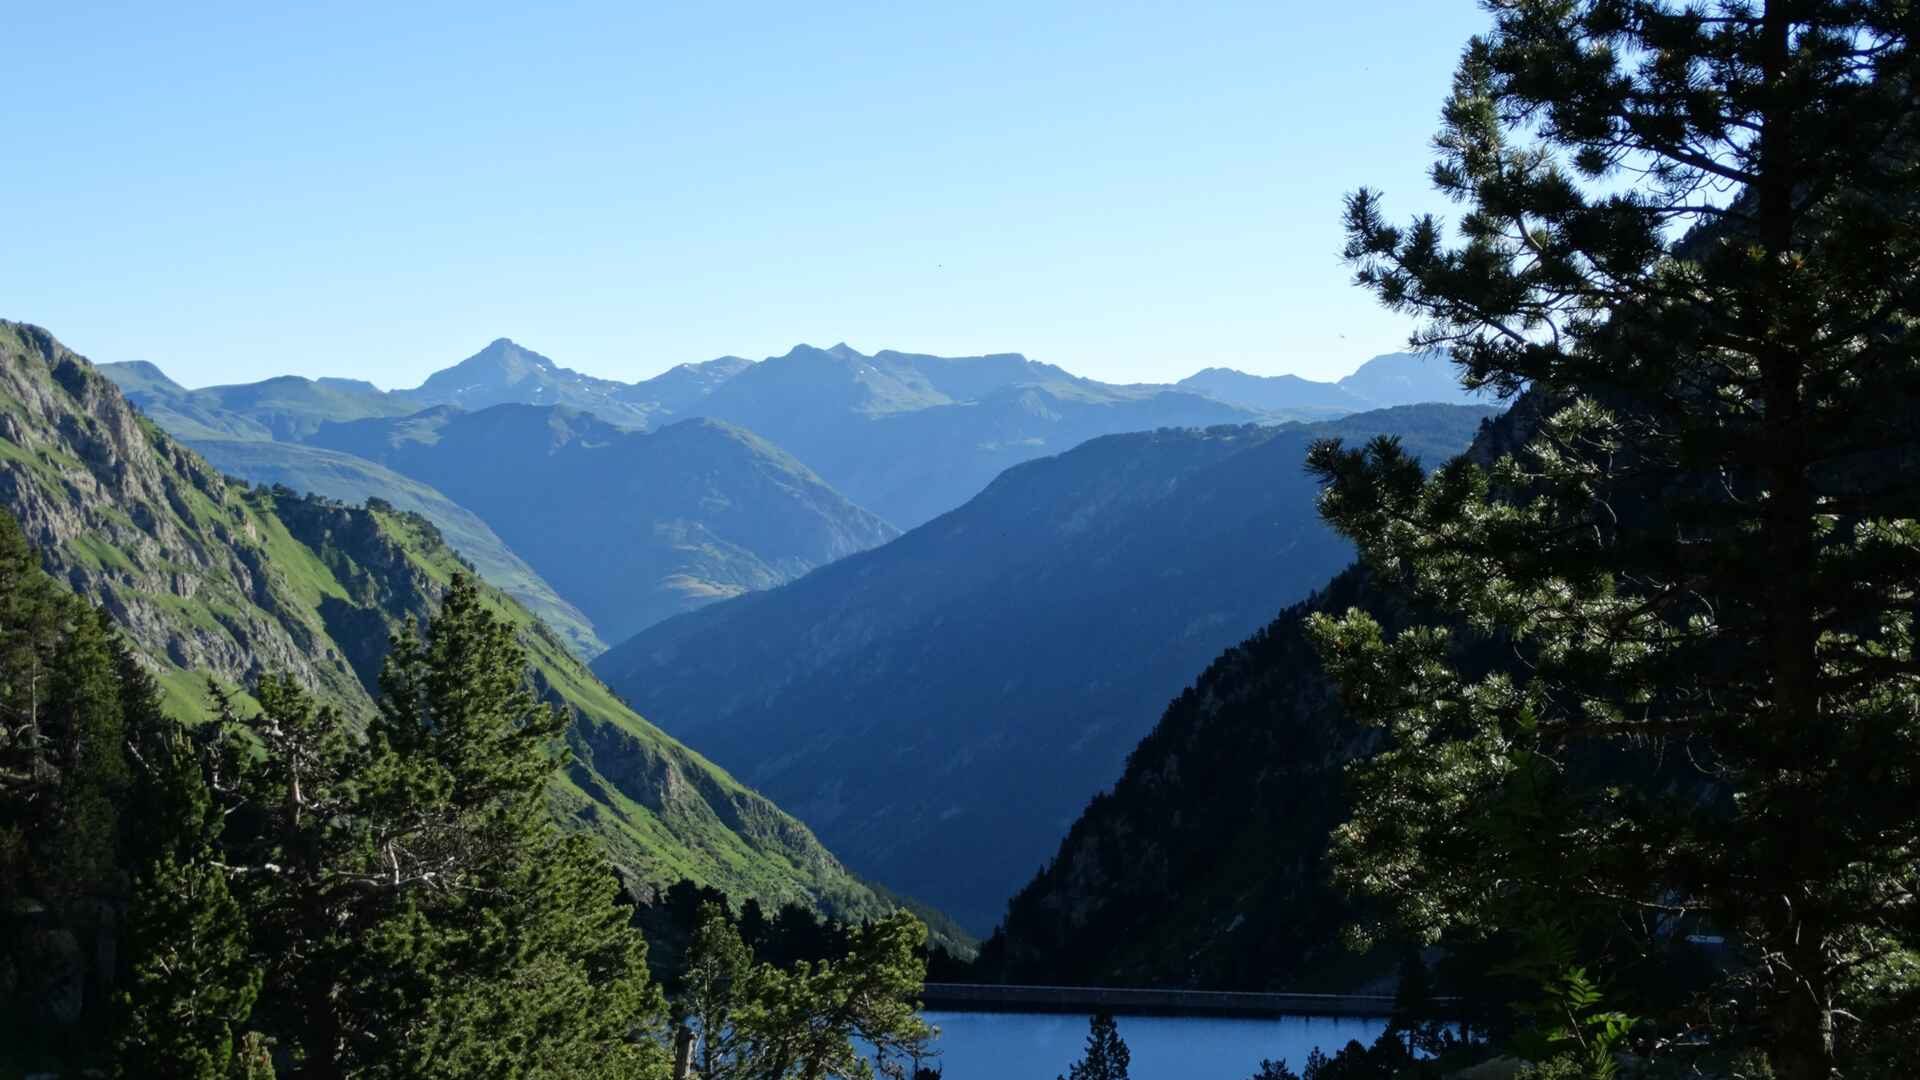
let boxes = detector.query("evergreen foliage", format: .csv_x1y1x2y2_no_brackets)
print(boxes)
632,877,972,990
192,575,667,1079
682,901,754,1080
1057,1013,1130,1080
674,900,935,1080
0,512,139,1060
2,492,941,1077
1308,3,1920,1076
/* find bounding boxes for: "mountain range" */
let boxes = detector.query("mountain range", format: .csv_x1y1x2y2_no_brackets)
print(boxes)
591,402,1498,931
303,405,898,646
1174,351,1489,416
398,337,660,427
662,343,1265,529
102,339,1481,656
0,320,953,939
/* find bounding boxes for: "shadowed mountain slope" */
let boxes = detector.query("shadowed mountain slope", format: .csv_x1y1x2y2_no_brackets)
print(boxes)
974,392,1545,989
593,402,1497,930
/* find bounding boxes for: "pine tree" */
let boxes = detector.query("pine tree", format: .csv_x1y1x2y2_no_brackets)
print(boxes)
1307,3,1920,1077
116,669,267,1079
193,574,663,1078
0,513,149,1064
356,574,665,1079
735,910,935,1080
0,509,81,891
1058,1013,1130,1080
117,852,263,1079
683,901,753,1080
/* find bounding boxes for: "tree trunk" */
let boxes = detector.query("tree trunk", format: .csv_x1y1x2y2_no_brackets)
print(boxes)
1771,976,1838,1080
294,976,346,1080
1752,7,1835,1078
673,1023,695,1080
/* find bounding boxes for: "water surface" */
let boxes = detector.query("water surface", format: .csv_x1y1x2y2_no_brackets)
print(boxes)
912,1010,1386,1080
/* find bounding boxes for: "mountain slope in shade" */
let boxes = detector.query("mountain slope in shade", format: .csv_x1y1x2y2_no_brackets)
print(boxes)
307,404,900,645
592,403,1498,931
979,566,1386,989
0,319,941,928
687,343,1264,528
398,337,655,428
185,437,607,657
975,392,1544,989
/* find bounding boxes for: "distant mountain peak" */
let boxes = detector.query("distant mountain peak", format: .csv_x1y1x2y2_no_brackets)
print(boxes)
777,344,834,362
474,337,558,371
826,342,864,360
98,359,188,395
395,339,658,427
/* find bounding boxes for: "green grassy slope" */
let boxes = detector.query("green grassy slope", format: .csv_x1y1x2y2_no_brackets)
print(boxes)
2,319,951,937
187,437,606,657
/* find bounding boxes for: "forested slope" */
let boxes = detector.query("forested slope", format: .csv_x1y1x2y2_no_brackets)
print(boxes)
976,394,1544,987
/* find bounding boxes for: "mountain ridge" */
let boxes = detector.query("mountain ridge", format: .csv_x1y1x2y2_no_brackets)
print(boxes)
1,319,945,935
107,340,1479,533
305,404,901,646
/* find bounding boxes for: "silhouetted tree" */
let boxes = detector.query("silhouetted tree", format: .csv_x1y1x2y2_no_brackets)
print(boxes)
1058,1012,1130,1080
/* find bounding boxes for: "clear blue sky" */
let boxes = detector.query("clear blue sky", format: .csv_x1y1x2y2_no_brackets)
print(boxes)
6,1,1490,389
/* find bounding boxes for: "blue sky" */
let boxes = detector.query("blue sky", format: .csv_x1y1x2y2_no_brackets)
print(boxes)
5,1,1490,389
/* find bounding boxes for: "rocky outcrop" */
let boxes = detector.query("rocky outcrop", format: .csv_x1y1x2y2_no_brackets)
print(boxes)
0,323,365,702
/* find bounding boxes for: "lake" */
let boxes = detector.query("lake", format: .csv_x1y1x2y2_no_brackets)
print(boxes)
909,1010,1387,1079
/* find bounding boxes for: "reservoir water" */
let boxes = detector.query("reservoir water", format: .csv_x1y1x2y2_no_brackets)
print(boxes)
912,1010,1387,1079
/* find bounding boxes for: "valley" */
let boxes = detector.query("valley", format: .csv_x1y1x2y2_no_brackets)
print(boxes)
593,404,1495,931
70,312,1496,944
